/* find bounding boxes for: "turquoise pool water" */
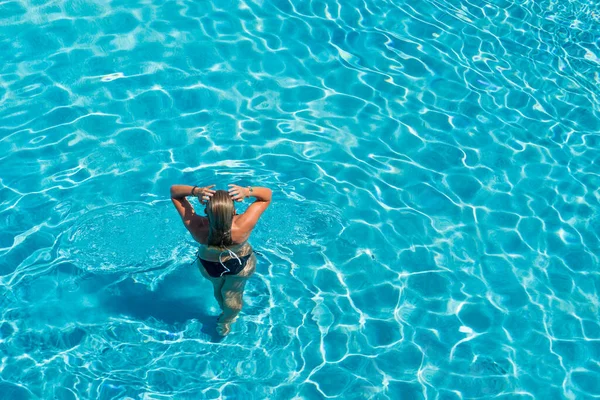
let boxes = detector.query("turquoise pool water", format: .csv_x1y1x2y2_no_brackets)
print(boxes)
1,0,599,398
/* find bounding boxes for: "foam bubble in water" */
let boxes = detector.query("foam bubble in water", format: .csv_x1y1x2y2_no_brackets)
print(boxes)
101,72,125,82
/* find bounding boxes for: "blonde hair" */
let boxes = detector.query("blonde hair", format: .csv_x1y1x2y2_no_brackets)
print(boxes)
205,190,235,247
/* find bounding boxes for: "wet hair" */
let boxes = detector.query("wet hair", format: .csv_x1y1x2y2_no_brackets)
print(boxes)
205,190,235,247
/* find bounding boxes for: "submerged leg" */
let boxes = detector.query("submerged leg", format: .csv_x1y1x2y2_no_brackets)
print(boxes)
217,276,248,336
210,278,225,311
198,263,225,311
213,254,256,336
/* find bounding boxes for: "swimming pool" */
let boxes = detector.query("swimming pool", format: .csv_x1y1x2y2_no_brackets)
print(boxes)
1,0,599,398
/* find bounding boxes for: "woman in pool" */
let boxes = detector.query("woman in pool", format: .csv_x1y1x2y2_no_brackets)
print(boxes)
170,183,272,336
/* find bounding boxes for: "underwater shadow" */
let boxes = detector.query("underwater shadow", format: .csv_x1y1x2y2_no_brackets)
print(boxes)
99,265,224,342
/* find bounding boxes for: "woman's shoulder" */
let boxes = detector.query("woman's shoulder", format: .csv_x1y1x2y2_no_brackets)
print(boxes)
231,215,251,241
190,217,209,244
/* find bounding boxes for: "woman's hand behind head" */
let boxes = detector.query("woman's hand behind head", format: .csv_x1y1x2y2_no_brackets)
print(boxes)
197,185,216,204
228,184,249,202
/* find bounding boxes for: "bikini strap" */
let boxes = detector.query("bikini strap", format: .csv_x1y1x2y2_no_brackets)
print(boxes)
218,248,242,277
190,248,200,265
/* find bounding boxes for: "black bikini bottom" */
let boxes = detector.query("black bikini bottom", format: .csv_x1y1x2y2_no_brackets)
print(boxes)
199,253,253,278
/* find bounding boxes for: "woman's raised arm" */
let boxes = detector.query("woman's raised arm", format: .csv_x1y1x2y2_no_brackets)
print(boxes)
170,184,215,229
228,185,272,231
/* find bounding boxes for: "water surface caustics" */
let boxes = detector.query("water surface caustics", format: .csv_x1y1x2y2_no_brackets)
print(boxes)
1,0,599,398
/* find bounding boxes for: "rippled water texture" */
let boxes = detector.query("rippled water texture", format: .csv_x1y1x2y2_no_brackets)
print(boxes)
1,0,600,398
